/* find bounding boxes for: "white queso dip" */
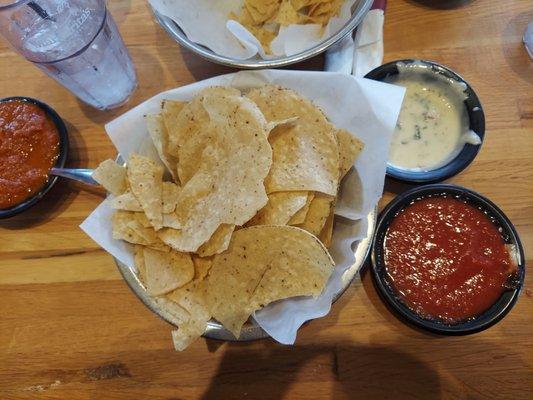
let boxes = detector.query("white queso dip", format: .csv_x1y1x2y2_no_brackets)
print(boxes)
386,62,481,171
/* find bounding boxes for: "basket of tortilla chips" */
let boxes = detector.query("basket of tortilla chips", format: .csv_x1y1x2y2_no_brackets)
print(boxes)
81,70,405,350
149,0,373,68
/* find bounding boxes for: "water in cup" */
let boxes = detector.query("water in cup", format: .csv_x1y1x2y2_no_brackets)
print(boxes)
0,0,137,110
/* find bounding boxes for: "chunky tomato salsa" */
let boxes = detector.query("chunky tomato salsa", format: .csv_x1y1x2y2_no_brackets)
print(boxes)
384,196,514,323
0,100,59,209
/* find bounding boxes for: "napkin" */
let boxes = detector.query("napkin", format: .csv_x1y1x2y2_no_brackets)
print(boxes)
325,0,386,76
80,70,405,345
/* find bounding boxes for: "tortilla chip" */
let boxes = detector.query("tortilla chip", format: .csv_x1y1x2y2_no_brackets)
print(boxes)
335,128,364,179
134,212,152,228
245,0,280,24
146,113,178,181
171,322,206,351
318,207,334,248
112,211,151,245
290,0,313,10
296,193,334,236
92,159,127,196
111,191,142,212
126,218,160,244
146,243,172,252
246,25,277,53
143,247,194,296
162,212,181,229
275,0,300,26
134,244,146,284
156,297,190,325
266,117,299,136
206,226,334,338
168,279,211,350
158,91,272,252
196,224,235,257
169,87,241,179
127,153,164,230
162,182,180,214
288,192,315,225
112,212,169,252
247,191,308,226
247,85,339,196
192,256,213,280
161,100,186,160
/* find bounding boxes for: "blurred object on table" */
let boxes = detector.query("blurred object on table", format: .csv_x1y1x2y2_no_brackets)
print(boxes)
524,21,533,59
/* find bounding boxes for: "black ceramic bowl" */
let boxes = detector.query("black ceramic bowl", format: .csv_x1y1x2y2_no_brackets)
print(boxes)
365,59,485,183
0,97,68,219
371,184,525,335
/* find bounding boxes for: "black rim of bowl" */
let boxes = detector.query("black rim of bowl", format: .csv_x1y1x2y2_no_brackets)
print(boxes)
371,184,525,335
365,59,486,184
0,97,68,219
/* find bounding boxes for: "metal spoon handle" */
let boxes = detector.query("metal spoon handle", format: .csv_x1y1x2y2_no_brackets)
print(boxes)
50,168,99,186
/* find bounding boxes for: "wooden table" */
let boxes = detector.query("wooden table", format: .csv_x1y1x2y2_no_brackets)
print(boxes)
1,0,531,398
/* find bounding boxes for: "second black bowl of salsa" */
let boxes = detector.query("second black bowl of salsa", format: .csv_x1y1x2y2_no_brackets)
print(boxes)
371,184,525,335
0,97,68,219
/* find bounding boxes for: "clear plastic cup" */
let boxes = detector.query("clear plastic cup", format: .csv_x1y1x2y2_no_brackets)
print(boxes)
0,0,137,110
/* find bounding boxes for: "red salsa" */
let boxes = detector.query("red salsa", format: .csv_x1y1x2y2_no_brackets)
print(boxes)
0,100,59,209
384,196,514,323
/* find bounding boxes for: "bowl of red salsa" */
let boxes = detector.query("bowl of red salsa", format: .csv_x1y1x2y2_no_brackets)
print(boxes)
371,184,525,334
0,97,68,218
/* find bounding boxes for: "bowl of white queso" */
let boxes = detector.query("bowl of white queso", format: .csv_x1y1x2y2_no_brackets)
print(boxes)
365,59,485,183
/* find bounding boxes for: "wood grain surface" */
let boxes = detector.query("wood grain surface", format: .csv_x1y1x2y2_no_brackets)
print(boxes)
0,0,531,399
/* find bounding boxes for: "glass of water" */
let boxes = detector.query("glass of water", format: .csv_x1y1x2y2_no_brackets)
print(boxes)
0,0,137,110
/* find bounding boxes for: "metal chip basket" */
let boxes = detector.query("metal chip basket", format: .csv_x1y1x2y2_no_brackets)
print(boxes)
151,0,373,69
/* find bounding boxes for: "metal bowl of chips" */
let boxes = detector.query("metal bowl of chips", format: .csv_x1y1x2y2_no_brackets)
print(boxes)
115,208,376,341
151,0,373,69
105,82,377,345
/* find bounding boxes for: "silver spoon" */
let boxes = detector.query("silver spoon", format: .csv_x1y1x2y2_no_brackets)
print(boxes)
50,167,99,186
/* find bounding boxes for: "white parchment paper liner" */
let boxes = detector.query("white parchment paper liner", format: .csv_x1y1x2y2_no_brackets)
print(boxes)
81,70,404,344
148,0,357,59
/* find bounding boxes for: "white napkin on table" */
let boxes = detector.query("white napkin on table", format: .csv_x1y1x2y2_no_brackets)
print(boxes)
325,7,385,76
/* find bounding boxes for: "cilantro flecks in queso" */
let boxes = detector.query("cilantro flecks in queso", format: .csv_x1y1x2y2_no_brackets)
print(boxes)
0,100,59,209
383,196,515,324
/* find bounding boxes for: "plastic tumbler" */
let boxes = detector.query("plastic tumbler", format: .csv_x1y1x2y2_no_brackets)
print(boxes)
0,0,137,110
